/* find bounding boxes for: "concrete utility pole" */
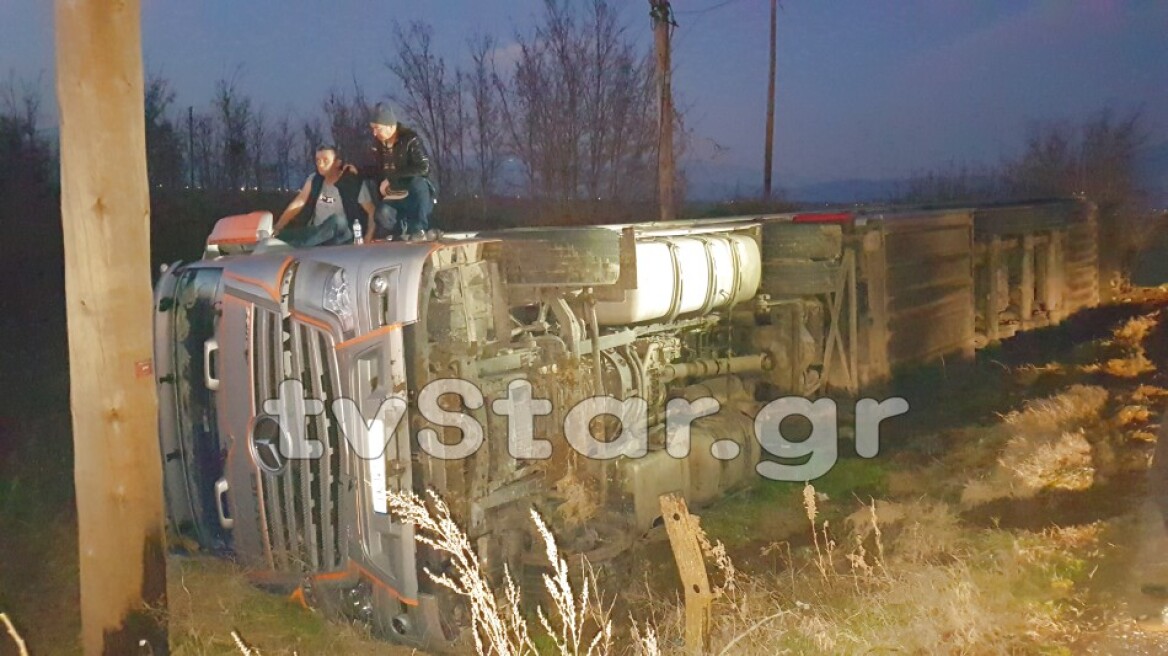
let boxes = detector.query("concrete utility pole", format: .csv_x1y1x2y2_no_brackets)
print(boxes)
650,0,676,222
54,0,168,653
763,0,777,201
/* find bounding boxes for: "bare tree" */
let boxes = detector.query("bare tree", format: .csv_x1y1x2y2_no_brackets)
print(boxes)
272,110,297,190
1075,111,1150,287
492,0,659,219
468,34,503,199
190,111,216,189
213,72,253,190
248,107,267,190
582,0,657,203
321,83,372,168
1,74,56,268
1,72,53,187
1001,121,1079,199
381,7,661,219
896,161,1002,205
301,116,324,177
1002,111,1150,281
507,0,587,205
454,70,469,191
387,21,465,197
1077,110,1144,207
144,74,184,190
902,109,1150,291
1,71,43,144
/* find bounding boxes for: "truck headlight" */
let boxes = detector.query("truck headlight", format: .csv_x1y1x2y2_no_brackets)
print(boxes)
323,268,355,333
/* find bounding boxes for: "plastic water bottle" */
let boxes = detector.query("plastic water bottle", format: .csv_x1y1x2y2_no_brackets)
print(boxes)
352,220,364,245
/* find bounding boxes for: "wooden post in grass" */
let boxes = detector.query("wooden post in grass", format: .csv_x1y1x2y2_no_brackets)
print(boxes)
660,494,713,655
54,0,168,653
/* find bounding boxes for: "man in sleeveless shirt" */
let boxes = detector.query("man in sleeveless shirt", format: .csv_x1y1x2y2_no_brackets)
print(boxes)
274,144,374,247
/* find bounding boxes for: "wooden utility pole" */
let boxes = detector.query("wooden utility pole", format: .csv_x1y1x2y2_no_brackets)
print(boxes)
650,0,676,222
763,0,777,201
55,0,168,653
188,106,195,188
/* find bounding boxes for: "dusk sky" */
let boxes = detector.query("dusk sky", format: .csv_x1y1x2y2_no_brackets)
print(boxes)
2,0,1166,195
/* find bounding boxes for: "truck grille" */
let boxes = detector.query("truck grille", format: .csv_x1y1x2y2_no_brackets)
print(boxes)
253,307,345,573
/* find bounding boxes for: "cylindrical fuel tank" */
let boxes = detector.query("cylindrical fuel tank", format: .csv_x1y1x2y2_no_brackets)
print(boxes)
593,233,761,325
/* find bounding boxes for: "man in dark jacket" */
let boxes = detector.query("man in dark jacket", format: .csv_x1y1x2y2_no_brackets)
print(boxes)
364,103,436,241
274,144,373,246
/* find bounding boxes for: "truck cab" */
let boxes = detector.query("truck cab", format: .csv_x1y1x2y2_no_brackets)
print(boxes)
154,209,824,649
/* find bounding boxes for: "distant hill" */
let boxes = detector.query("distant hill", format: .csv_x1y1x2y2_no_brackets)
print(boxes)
783,178,907,204
681,158,910,204
683,140,1168,208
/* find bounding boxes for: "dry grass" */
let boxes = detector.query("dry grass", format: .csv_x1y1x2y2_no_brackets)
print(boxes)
1113,314,1158,347
1002,384,1110,437
167,557,409,655
783,488,1075,655
1115,404,1152,427
1014,362,1067,387
1080,314,1160,378
387,488,538,655
386,488,615,656
623,482,1097,655
658,310,1168,654
628,621,661,656
1131,384,1168,403
1090,351,1157,378
230,630,261,655
1,612,29,656
961,385,1110,507
845,499,963,567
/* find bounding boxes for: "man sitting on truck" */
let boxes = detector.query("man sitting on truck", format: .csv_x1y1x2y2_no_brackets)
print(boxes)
363,103,436,241
273,144,374,247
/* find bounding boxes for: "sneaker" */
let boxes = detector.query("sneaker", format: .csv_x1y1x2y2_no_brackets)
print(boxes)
404,231,427,242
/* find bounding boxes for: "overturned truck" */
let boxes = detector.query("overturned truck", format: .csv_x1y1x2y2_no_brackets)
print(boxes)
154,197,1098,649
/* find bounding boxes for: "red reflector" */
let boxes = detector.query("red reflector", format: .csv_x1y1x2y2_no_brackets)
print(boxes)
792,212,852,224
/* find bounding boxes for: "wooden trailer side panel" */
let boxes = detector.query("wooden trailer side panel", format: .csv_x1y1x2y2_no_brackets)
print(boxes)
1064,204,1101,314
971,199,1098,341
865,211,976,381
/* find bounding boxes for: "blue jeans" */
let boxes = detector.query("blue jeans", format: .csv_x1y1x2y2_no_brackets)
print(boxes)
374,177,433,238
281,213,352,247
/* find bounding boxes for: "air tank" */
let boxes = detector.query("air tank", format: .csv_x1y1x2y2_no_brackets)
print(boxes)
593,233,761,325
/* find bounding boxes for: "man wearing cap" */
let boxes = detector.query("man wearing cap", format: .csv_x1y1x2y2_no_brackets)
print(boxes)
273,144,374,247
364,103,436,241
